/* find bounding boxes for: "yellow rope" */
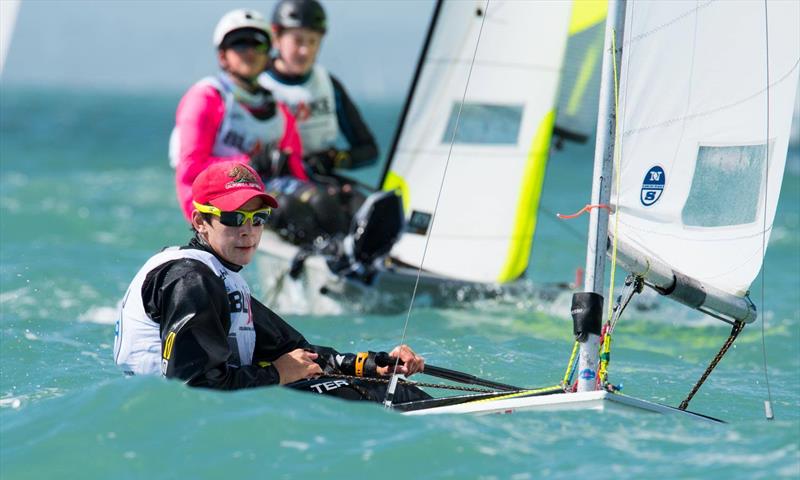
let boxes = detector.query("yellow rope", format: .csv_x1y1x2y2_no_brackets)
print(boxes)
598,326,612,385
606,28,623,322
561,340,580,387
598,28,625,387
560,28,628,390
471,385,565,404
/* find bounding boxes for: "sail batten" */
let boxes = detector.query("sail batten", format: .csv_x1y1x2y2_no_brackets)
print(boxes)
611,0,799,321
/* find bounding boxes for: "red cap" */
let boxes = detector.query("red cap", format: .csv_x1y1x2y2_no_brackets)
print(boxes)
192,161,278,211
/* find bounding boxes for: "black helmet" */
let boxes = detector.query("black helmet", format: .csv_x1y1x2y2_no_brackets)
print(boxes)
272,0,327,34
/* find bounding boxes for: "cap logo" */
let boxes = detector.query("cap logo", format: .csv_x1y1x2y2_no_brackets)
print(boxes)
225,164,261,190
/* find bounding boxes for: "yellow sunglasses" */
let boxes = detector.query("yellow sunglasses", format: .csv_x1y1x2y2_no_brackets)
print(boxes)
193,201,271,227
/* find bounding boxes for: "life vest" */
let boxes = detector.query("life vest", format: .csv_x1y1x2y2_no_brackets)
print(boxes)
169,75,286,167
259,65,340,155
113,248,255,376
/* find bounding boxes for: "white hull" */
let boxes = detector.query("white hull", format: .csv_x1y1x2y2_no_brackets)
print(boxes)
401,390,720,422
256,231,570,314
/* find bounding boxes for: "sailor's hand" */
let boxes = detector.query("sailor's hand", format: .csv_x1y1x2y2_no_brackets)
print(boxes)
250,143,286,178
378,344,425,377
307,149,350,175
274,348,323,385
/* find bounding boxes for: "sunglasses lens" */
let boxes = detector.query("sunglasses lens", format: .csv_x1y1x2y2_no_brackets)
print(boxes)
217,210,270,227
252,212,269,226
219,211,245,227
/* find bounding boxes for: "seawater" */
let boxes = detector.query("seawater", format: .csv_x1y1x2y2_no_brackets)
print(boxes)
1,86,798,479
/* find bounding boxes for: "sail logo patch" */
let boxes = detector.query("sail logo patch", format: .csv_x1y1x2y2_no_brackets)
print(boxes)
579,369,596,381
640,166,665,206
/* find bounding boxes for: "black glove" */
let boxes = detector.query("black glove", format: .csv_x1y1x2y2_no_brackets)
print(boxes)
250,143,288,179
306,148,351,176
307,347,380,377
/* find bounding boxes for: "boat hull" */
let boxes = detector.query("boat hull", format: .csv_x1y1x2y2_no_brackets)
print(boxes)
400,390,722,422
402,390,721,423
255,231,569,314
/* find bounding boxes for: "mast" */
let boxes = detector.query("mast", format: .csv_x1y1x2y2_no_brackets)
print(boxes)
377,0,444,190
575,0,626,393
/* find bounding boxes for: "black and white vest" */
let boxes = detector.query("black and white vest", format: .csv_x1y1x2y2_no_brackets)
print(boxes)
113,248,255,376
258,65,339,155
169,75,286,167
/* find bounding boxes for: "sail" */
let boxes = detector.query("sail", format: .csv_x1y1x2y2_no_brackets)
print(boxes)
382,0,572,283
554,0,608,144
611,0,800,320
0,0,21,75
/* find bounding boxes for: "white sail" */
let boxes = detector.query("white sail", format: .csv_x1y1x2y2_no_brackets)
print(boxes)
555,0,608,141
0,0,21,75
383,0,572,283
610,0,800,321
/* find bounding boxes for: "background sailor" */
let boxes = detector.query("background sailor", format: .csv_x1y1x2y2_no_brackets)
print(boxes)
260,0,379,179
170,9,306,223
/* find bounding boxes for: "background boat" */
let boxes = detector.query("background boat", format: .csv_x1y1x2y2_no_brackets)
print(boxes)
257,0,603,314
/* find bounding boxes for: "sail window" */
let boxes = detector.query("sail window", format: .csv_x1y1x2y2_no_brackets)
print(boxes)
682,144,768,227
441,102,523,145
407,210,432,236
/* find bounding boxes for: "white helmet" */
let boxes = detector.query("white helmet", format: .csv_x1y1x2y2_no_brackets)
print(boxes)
213,9,271,49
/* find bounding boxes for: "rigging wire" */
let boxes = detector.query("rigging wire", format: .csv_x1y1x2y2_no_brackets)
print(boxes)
759,0,775,420
383,0,492,407
602,0,636,339
605,25,625,323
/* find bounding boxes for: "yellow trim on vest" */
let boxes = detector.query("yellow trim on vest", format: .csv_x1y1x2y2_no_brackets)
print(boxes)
497,109,556,283
382,170,410,213
568,0,608,36
355,352,369,377
163,332,176,361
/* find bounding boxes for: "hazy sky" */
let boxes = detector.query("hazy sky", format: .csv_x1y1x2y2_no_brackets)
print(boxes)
1,0,435,100
2,0,797,133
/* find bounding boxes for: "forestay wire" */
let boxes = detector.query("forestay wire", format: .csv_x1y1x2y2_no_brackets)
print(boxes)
759,0,774,420
384,0,492,407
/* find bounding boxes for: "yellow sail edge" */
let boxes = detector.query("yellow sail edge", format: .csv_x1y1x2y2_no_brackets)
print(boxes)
568,0,608,36
497,109,556,283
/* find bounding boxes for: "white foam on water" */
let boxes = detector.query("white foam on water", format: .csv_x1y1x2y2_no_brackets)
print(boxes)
0,286,35,307
279,440,310,451
78,306,117,325
688,443,798,467
0,387,63,409
0,397,22,409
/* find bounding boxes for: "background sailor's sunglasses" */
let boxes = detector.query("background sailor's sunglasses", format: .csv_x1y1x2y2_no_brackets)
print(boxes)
229,41,270,54
193,202,271,227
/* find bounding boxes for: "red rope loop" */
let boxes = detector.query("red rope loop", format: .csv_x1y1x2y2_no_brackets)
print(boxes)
556,204,612,220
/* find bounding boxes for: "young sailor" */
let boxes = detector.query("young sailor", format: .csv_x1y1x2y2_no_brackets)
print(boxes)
114,161,428,402
260,0,379,178
170,9,306,223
